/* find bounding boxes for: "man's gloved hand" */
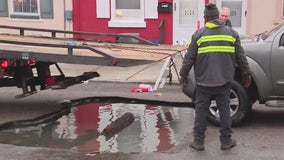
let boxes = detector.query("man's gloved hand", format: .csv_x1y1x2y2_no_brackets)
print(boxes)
180,76,188,86
242,73,251,88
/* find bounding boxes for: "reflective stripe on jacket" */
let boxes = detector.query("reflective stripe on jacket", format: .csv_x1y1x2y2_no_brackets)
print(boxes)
197,34,236,54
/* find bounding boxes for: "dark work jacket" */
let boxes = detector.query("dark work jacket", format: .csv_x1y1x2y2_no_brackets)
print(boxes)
179,19,250,86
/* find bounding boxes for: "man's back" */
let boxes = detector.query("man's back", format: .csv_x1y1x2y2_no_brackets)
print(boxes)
190,19,238,85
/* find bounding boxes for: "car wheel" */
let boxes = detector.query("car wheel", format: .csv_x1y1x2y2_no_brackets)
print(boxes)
207,81,252,126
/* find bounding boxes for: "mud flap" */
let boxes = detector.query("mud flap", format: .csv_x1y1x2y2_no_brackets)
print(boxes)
50,71,100,89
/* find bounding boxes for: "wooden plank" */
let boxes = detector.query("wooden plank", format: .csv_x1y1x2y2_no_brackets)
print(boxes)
101,112,135,140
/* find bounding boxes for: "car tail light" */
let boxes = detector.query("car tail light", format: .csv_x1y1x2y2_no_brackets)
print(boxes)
0,59,9,70
27,59,36,65
45,76,55,85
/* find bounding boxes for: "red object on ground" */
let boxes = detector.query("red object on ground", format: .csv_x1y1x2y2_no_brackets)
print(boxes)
131,86,148,93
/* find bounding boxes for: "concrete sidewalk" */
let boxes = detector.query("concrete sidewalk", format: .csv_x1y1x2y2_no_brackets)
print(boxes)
56,54,184,85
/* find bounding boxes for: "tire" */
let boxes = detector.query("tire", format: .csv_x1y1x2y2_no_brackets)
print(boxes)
207,81,252,126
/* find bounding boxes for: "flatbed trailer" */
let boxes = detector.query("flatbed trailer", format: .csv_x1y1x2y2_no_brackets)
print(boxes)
0,25,186,98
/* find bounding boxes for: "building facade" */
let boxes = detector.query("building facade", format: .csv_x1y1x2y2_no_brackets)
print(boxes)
0,0,283,44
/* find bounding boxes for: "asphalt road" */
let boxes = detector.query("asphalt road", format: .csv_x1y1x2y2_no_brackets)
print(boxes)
1,82,284,160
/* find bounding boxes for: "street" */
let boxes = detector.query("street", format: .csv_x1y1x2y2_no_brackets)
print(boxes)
0,0,283,159
0,82,284,160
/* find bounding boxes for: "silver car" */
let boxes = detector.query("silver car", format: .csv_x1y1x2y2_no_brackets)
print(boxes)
183,22,284,126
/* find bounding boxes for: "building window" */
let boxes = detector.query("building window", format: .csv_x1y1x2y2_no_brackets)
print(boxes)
7,0,54,19
109,0,146,28
179,0,198,25
116,0,140,9
11,0,40,18
13,0,38,13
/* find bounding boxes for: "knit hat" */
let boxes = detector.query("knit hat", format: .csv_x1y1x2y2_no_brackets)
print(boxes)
204,3,219,17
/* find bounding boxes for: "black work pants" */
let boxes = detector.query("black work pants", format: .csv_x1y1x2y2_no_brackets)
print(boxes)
193,83,233,145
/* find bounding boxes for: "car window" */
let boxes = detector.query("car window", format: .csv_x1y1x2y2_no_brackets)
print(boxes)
280,34,284,46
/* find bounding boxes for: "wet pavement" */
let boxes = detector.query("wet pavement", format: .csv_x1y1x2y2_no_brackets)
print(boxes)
0,100,193,154
0,81,195,160
1,82,284,160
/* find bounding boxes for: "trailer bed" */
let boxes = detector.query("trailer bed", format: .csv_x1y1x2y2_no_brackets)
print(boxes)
0,25,187,97
0,34,186,67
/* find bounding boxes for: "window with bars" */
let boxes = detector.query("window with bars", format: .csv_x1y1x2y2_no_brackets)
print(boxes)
0,0,53,19
13,0,39,15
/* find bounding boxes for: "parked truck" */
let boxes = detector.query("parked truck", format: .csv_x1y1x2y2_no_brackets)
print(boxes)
183,22,284,126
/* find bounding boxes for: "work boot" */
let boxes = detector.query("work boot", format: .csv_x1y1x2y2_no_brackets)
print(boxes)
221,139,237,150
189,140,204,151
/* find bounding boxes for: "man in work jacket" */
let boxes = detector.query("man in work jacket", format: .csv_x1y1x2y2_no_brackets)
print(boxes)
220,7,232,28
179,3,251,151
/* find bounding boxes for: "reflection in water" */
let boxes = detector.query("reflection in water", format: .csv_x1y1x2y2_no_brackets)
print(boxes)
0,102,193,154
